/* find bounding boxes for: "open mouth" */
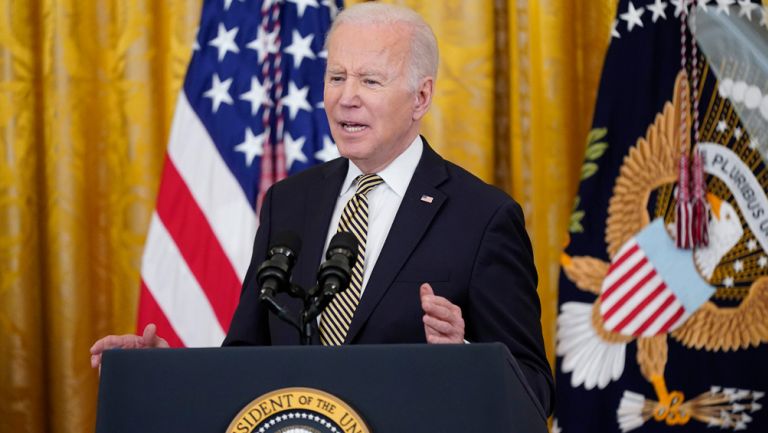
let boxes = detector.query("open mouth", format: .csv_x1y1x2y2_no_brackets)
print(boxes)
340,122,367,133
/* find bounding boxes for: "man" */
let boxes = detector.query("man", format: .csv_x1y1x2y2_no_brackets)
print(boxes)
91,2,553,415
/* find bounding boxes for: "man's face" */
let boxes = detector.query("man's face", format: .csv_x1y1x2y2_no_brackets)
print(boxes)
324,22,432,173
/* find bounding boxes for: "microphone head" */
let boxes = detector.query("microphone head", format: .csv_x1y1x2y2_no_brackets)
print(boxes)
327,231,358,261
270,231,302,258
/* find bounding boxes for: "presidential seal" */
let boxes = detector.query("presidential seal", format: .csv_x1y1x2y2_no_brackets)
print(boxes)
226,388,370,433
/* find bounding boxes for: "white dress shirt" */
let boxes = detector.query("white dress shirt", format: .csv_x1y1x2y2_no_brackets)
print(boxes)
322,136,423,296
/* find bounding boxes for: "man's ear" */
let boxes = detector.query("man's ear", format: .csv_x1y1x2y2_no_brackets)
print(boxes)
412,76,434,121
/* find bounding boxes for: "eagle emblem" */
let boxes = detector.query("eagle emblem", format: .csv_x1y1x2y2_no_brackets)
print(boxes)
558,71,767,431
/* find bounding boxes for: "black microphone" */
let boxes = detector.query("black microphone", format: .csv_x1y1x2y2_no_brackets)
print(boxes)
257,231,302,301
313,232,358,309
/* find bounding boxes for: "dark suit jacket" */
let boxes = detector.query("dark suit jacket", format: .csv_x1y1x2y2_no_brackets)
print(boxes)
223,140,554,414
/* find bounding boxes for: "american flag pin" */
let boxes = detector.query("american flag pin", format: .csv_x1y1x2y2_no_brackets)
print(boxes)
420,194,434,203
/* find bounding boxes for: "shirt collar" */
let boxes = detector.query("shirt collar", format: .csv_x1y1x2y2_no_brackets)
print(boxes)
339,135,424,197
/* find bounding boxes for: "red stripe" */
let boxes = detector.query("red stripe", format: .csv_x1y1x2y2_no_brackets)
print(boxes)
603,263,654,321
155,157,241,332
634,291,675,335
613,281,665,334
137,280,185,348
601,244,642,300
658,305,686,334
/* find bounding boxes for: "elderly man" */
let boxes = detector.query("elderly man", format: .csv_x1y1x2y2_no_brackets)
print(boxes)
91,2,553,415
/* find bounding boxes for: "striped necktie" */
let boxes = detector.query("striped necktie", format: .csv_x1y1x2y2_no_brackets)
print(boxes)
320,173,384,346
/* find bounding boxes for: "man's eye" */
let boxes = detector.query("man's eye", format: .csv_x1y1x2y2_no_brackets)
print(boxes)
363,79,380,86
328,76,344,83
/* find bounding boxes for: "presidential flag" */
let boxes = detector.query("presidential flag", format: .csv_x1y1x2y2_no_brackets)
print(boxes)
137,0,343,347
556,1,768,432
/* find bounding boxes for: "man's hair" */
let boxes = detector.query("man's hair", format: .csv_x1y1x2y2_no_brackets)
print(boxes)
326,2,439,90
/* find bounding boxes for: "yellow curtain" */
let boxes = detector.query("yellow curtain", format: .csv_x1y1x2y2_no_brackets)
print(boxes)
1,0,614,431
0,1,200,432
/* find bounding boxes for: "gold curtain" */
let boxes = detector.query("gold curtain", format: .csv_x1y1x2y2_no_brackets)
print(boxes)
1,1,614,432
0,1,200,432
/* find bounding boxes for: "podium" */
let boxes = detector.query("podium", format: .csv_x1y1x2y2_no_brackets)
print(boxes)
95,343,547,433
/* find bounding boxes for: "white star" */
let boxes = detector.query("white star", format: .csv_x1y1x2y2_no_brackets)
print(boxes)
717,120,728,133
193,28,201,51
671,0,686,17
321,0,340,18
611,19,621,38
223,0,244,11
723,276,735,287
318,48,328,59
208,23,240,62
739,0,759,20
621,2,645,32
247,26,279,63
315,135,340,161
759,255,768,268
284,133,308,169
761,6,768,29
287,0,319,18
734,127,743,139
240,76,272,115
203,73,234,113
699,0,710,12
747,239,758,251
716,0,735,15
551,419,562,433
234,128,266,167
281,81,312,120
284,30,316,69
734,259,744,272
648,0,668,22
750,138,760,149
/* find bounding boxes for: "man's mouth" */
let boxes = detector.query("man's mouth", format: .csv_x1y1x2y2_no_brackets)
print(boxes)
340,122,367,133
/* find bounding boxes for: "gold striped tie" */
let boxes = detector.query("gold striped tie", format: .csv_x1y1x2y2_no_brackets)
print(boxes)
320,173,384,346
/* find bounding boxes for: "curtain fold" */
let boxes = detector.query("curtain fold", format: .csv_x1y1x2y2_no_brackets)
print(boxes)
1,1,613,431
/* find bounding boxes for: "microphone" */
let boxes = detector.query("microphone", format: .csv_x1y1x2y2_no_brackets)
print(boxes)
313,232,358,310
257,231,302,301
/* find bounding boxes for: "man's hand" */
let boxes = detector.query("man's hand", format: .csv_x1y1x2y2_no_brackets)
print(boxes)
420,283,465,344
89,323,169,369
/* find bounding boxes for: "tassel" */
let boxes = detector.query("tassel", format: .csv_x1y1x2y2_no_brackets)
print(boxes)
676,154,693,249
691,149,710,247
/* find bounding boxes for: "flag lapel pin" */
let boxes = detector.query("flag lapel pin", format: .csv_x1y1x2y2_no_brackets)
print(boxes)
420,194,434,204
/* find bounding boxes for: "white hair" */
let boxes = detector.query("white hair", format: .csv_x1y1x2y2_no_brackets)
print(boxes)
326,2,439,90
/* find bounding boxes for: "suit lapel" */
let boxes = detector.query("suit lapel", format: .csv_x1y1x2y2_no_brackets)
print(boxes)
345,141,448,343
299,159,348,286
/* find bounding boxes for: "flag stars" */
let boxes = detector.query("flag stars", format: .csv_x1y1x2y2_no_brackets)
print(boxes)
671,0,686,18
223,0,244,11
750,138,760,149
733,259,744,273
739,0,759,20
203,73,234,113
759,255,768,268
747,239,758,252
287,0,319,18
611,20,621,39
281,81,312,120
698,0,710,12
247,26,279,63
209,23,240,62
321,0,340,18
716,0,735,15
723,276,735,287
284,132,308,169
717,120,728,133
621,2,645,32
315,135,340,162
761,7,768,29
284,30,316,69
240,76,272,115
234,128,266,167
648,0,668,22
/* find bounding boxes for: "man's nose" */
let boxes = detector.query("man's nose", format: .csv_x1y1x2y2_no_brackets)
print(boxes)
338,80,361,107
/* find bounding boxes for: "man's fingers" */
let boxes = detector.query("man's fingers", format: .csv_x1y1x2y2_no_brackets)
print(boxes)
141,323,170,348
423,315,455,335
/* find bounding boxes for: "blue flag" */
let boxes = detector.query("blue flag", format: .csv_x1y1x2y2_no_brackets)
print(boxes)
555,1,768,431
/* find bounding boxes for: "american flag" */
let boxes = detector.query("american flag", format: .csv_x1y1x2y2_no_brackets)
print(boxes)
137,0,342,347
